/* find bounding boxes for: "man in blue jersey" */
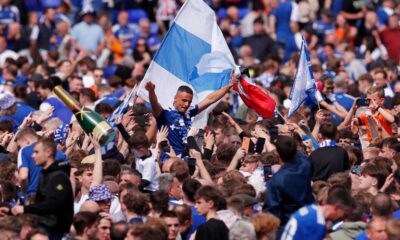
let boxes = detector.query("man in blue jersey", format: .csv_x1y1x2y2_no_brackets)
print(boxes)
16,128,67,202
281,186,355,240
145,76,238,156
37,79,73,124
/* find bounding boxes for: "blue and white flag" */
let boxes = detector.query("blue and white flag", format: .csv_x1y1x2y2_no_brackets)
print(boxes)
137,0,235,128
288,36,317,118
107,85,137,128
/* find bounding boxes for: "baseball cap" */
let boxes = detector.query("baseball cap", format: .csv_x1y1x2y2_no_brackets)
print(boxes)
88,184,114,202
0,93,16,111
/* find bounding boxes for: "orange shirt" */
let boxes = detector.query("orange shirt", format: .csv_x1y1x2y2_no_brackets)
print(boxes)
359,110,393,141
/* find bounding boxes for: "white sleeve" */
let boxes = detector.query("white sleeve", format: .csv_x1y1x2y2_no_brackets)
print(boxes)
39,102,52,111
290,2,300,22
141,159,156,182
17,148,23,168
30,25,39,41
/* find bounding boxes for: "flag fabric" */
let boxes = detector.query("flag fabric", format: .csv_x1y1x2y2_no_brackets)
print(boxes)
288,36,317,118
233,77,276,119
137,0,235,128
107,85,138,128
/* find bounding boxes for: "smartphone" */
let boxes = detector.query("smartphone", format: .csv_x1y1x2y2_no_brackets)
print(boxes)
264,165,273,182
242,137,251,153
356,98,369,107
268,126,278,142
255,138,265,154
187,158,196,176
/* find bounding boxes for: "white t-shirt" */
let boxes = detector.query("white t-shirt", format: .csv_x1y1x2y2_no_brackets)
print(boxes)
136,155,159,192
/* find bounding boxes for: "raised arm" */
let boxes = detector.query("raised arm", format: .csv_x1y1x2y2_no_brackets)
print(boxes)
90,132,103,187
145,81,163,117
198,76,239,113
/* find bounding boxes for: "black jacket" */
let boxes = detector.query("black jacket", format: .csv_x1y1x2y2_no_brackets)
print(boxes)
310,146,350,181
24,161,73,234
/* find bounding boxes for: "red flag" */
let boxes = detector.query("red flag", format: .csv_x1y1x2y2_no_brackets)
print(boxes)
233,78,276,119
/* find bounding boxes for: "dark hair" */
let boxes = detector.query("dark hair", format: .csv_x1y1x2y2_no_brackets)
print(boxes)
275,135,297,162
194,185,225,210
111,221,129,240
128,132,150,149
149,191,169,215
381,137,400,153
182,179,201,203
176,85,193,95
326,186,355,211
160,210,178,219
73,211,99,235
103,159,121,178
95,102,114,115
320,121,337,140
123,191,150,215
360,163,390,189
327,172,352,191
37,79,54,90
170,160,190,182
174,204,192,225
0,120,13,133
36,137,57,158
253,17,264,25
80,88,97,102
0,161,17,181
371,193,393,217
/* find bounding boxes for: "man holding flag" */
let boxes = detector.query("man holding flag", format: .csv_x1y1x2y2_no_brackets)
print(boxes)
145,76,238,156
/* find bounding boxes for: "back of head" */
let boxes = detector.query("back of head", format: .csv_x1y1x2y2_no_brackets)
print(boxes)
229,220,256,240
371,193,393,217
182,178,201,203
111,221,129,240
170,160,190,183
327,172,352,191
174,204,192,225
326,185,356,211
123,191,150,216
128,132,150,149
319,121,337,140
73,211,99,236
275,135,297,162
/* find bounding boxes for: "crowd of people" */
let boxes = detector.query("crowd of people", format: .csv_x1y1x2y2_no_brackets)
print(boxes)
0,0,399,240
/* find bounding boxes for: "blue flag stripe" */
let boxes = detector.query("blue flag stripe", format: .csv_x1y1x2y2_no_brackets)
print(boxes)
154,22,211,82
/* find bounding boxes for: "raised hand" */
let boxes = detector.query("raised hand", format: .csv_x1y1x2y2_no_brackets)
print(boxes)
89,132,101,150
204,131,215,149
156,125,169,143
145,81,155,92
37,106,55,124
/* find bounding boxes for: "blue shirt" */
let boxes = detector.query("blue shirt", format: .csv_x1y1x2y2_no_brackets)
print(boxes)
12,102,35,124
187,205,206,240
331,92,355,126
113,25,135,46
264,153,314,226
18,143,67,194
281,204,326,240
157,105,199,156
132,33,160,49
71,22,104,52
42,97,73,125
